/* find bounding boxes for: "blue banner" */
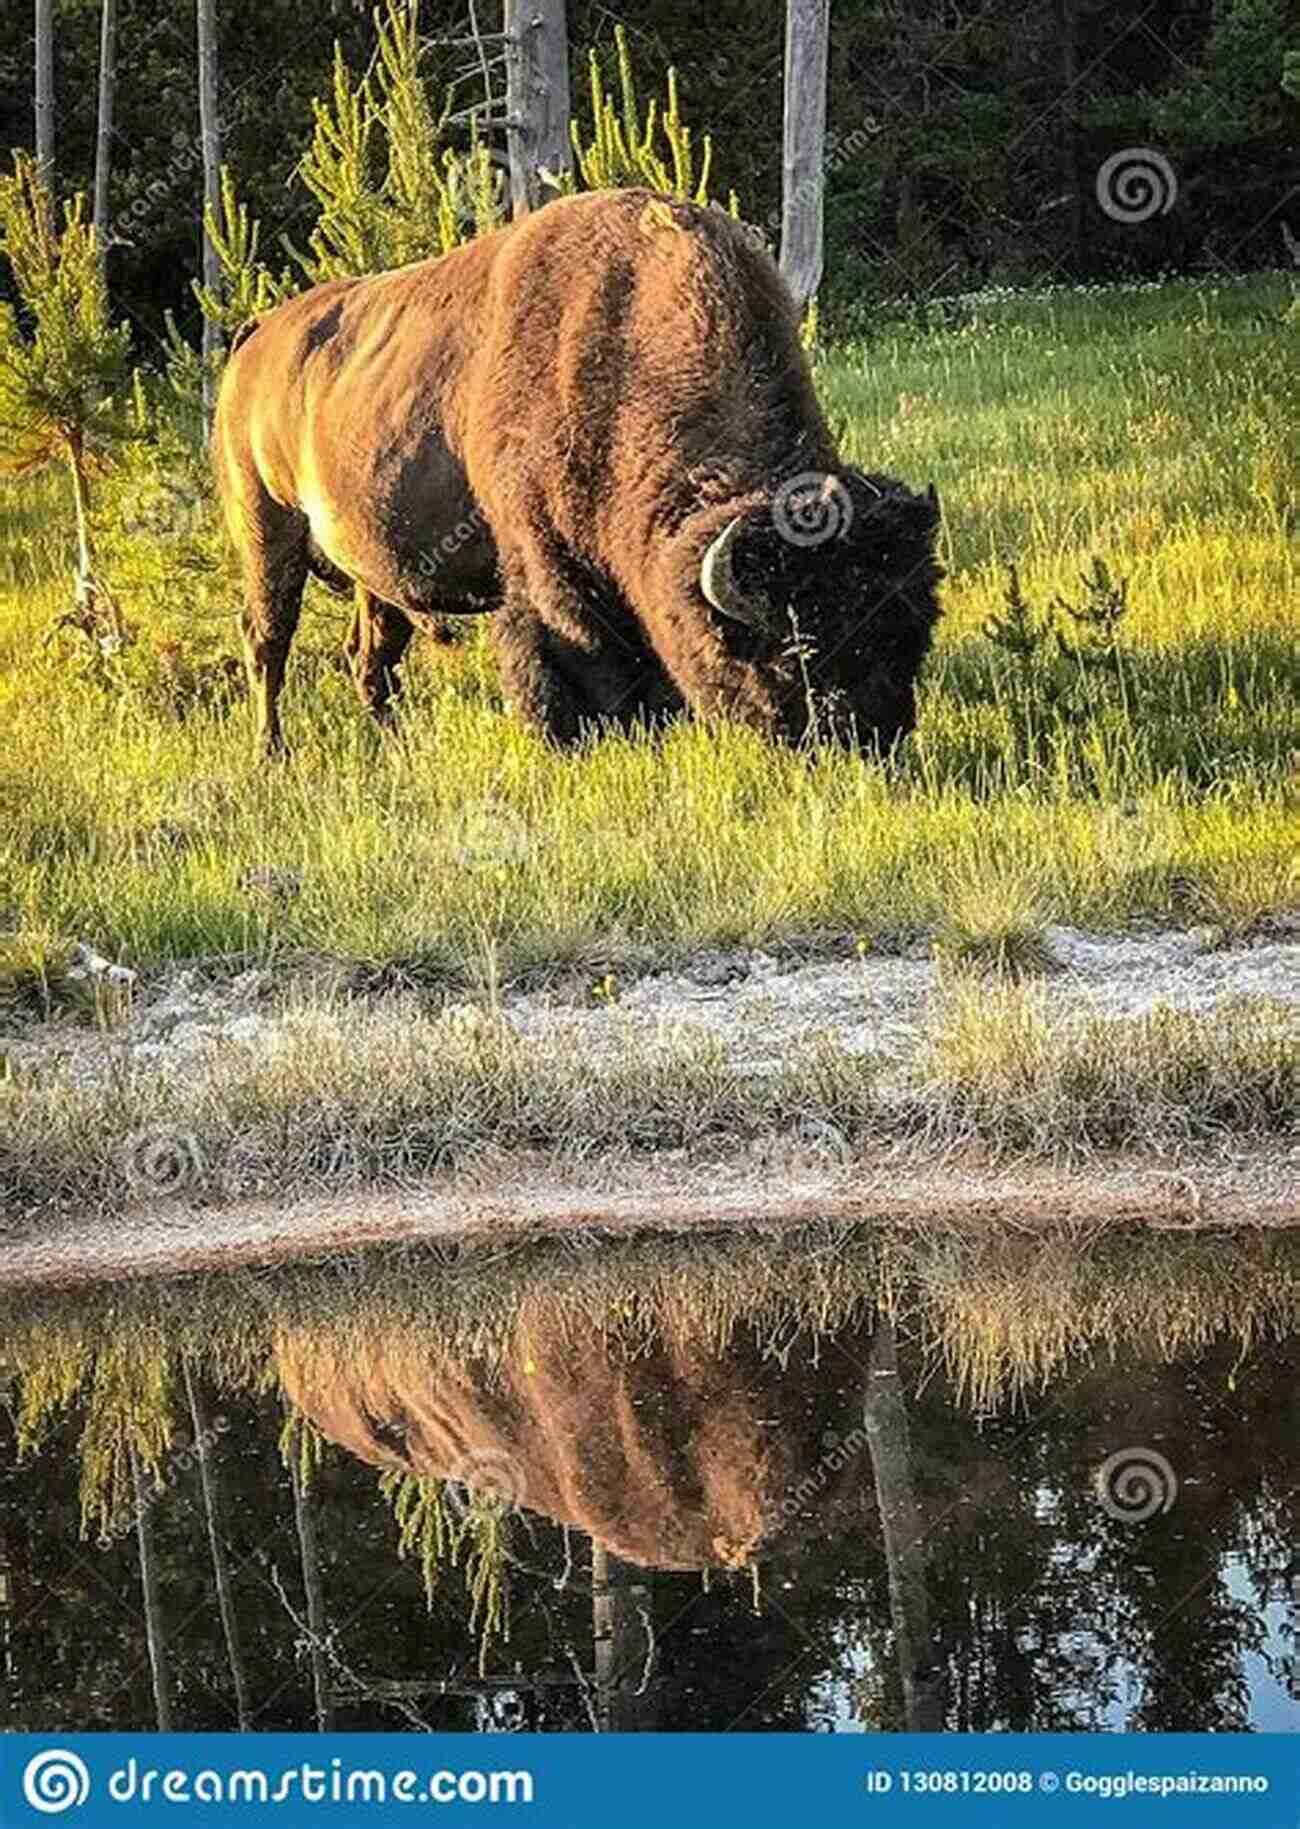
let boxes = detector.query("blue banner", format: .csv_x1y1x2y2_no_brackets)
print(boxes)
2,1735,1297,1827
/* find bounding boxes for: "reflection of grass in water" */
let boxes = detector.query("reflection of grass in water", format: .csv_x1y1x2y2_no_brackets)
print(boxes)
382,1471,512,1679
5,1224,1299,1665
6,1224,1300,1513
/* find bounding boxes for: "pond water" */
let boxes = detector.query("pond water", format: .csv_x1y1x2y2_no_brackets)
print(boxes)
0,1226,1296,1733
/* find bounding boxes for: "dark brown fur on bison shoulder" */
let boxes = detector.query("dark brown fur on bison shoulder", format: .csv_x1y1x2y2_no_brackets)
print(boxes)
211,187,943,755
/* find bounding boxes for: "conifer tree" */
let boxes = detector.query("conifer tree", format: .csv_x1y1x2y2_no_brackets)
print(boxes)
0,153,132,636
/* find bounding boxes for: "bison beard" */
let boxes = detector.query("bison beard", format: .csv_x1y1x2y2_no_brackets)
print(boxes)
211,188,943,756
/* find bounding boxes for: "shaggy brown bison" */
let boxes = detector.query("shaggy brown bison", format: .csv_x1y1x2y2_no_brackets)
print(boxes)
211,187,943,755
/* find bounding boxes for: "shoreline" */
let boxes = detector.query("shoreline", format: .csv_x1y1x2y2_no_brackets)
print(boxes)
3,1140,1296,1291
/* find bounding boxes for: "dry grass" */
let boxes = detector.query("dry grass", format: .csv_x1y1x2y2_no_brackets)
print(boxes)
916,981,1298,1154
1,987,1293,1233
0,998,880,1225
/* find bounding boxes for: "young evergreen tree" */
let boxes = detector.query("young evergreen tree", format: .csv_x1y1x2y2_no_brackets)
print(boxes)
0,153,132,635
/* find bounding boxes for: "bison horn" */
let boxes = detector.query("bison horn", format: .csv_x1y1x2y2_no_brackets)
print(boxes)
700,516,761,623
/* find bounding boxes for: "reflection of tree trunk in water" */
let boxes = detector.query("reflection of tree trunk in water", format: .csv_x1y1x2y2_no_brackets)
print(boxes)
0,1521,13,1686
130,1446,173,1730
291,1462,335,1732
863,1318,947,1730
592,1542,658,1730
183,1357,252,1729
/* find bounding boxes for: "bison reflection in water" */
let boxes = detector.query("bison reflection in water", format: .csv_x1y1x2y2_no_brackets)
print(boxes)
276,1305,876,1573
276,1300,948,1731
211,188,943,756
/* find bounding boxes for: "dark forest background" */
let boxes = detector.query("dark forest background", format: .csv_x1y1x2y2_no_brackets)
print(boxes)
0,1,1297,344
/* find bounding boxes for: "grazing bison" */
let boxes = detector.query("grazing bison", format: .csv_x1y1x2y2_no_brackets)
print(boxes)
211,187,943,756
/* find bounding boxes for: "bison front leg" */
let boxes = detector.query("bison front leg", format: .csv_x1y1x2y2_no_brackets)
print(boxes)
491,591,586,747
492,545,681,746
237,508,310,759
346,586,414,730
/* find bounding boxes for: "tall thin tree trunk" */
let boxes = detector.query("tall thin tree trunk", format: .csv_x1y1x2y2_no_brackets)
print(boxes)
862,1317,947,1731
196,0,223,433
779,0,830,314
504,0,571,217
1057,0,1082,269
65,431,94,585
34,0,55,191
291,1461,335,1732
183,1358,252,1730
93,0,117,282
131,1446,174,1731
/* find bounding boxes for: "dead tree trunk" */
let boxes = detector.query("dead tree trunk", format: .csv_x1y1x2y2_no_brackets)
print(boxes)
862,1317,947,1730
183,1358,252,1729
1056,0,1082,269
196,0,223,433
93,0,117,281
291,1460,335,1732
34,0,56,191
779,0,830,313
131,1446,174,1731
503,0,571,217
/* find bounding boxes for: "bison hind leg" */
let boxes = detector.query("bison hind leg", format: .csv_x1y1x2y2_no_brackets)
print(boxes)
237,504,310,759
346,587,414,730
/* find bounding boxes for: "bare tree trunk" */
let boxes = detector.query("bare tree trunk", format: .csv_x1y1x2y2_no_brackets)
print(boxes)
504,0,570,217
183,1358,252,1730
291,1461,335,1732
1057,0,1082,269
862,1317,947,1731
197,0,223,433
34,0,55,191
131,1446,174,1731
93,0,117,281
779,0,830,313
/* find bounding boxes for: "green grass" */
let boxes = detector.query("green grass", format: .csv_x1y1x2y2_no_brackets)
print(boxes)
0,273,1296,982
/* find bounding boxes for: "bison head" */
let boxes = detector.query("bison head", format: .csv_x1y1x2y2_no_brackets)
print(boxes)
699,469,943,751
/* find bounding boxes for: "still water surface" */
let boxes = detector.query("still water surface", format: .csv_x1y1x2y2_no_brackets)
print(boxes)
1,1226,1296,1732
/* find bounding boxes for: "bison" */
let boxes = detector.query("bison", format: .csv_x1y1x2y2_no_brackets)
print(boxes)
211,187,943,756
